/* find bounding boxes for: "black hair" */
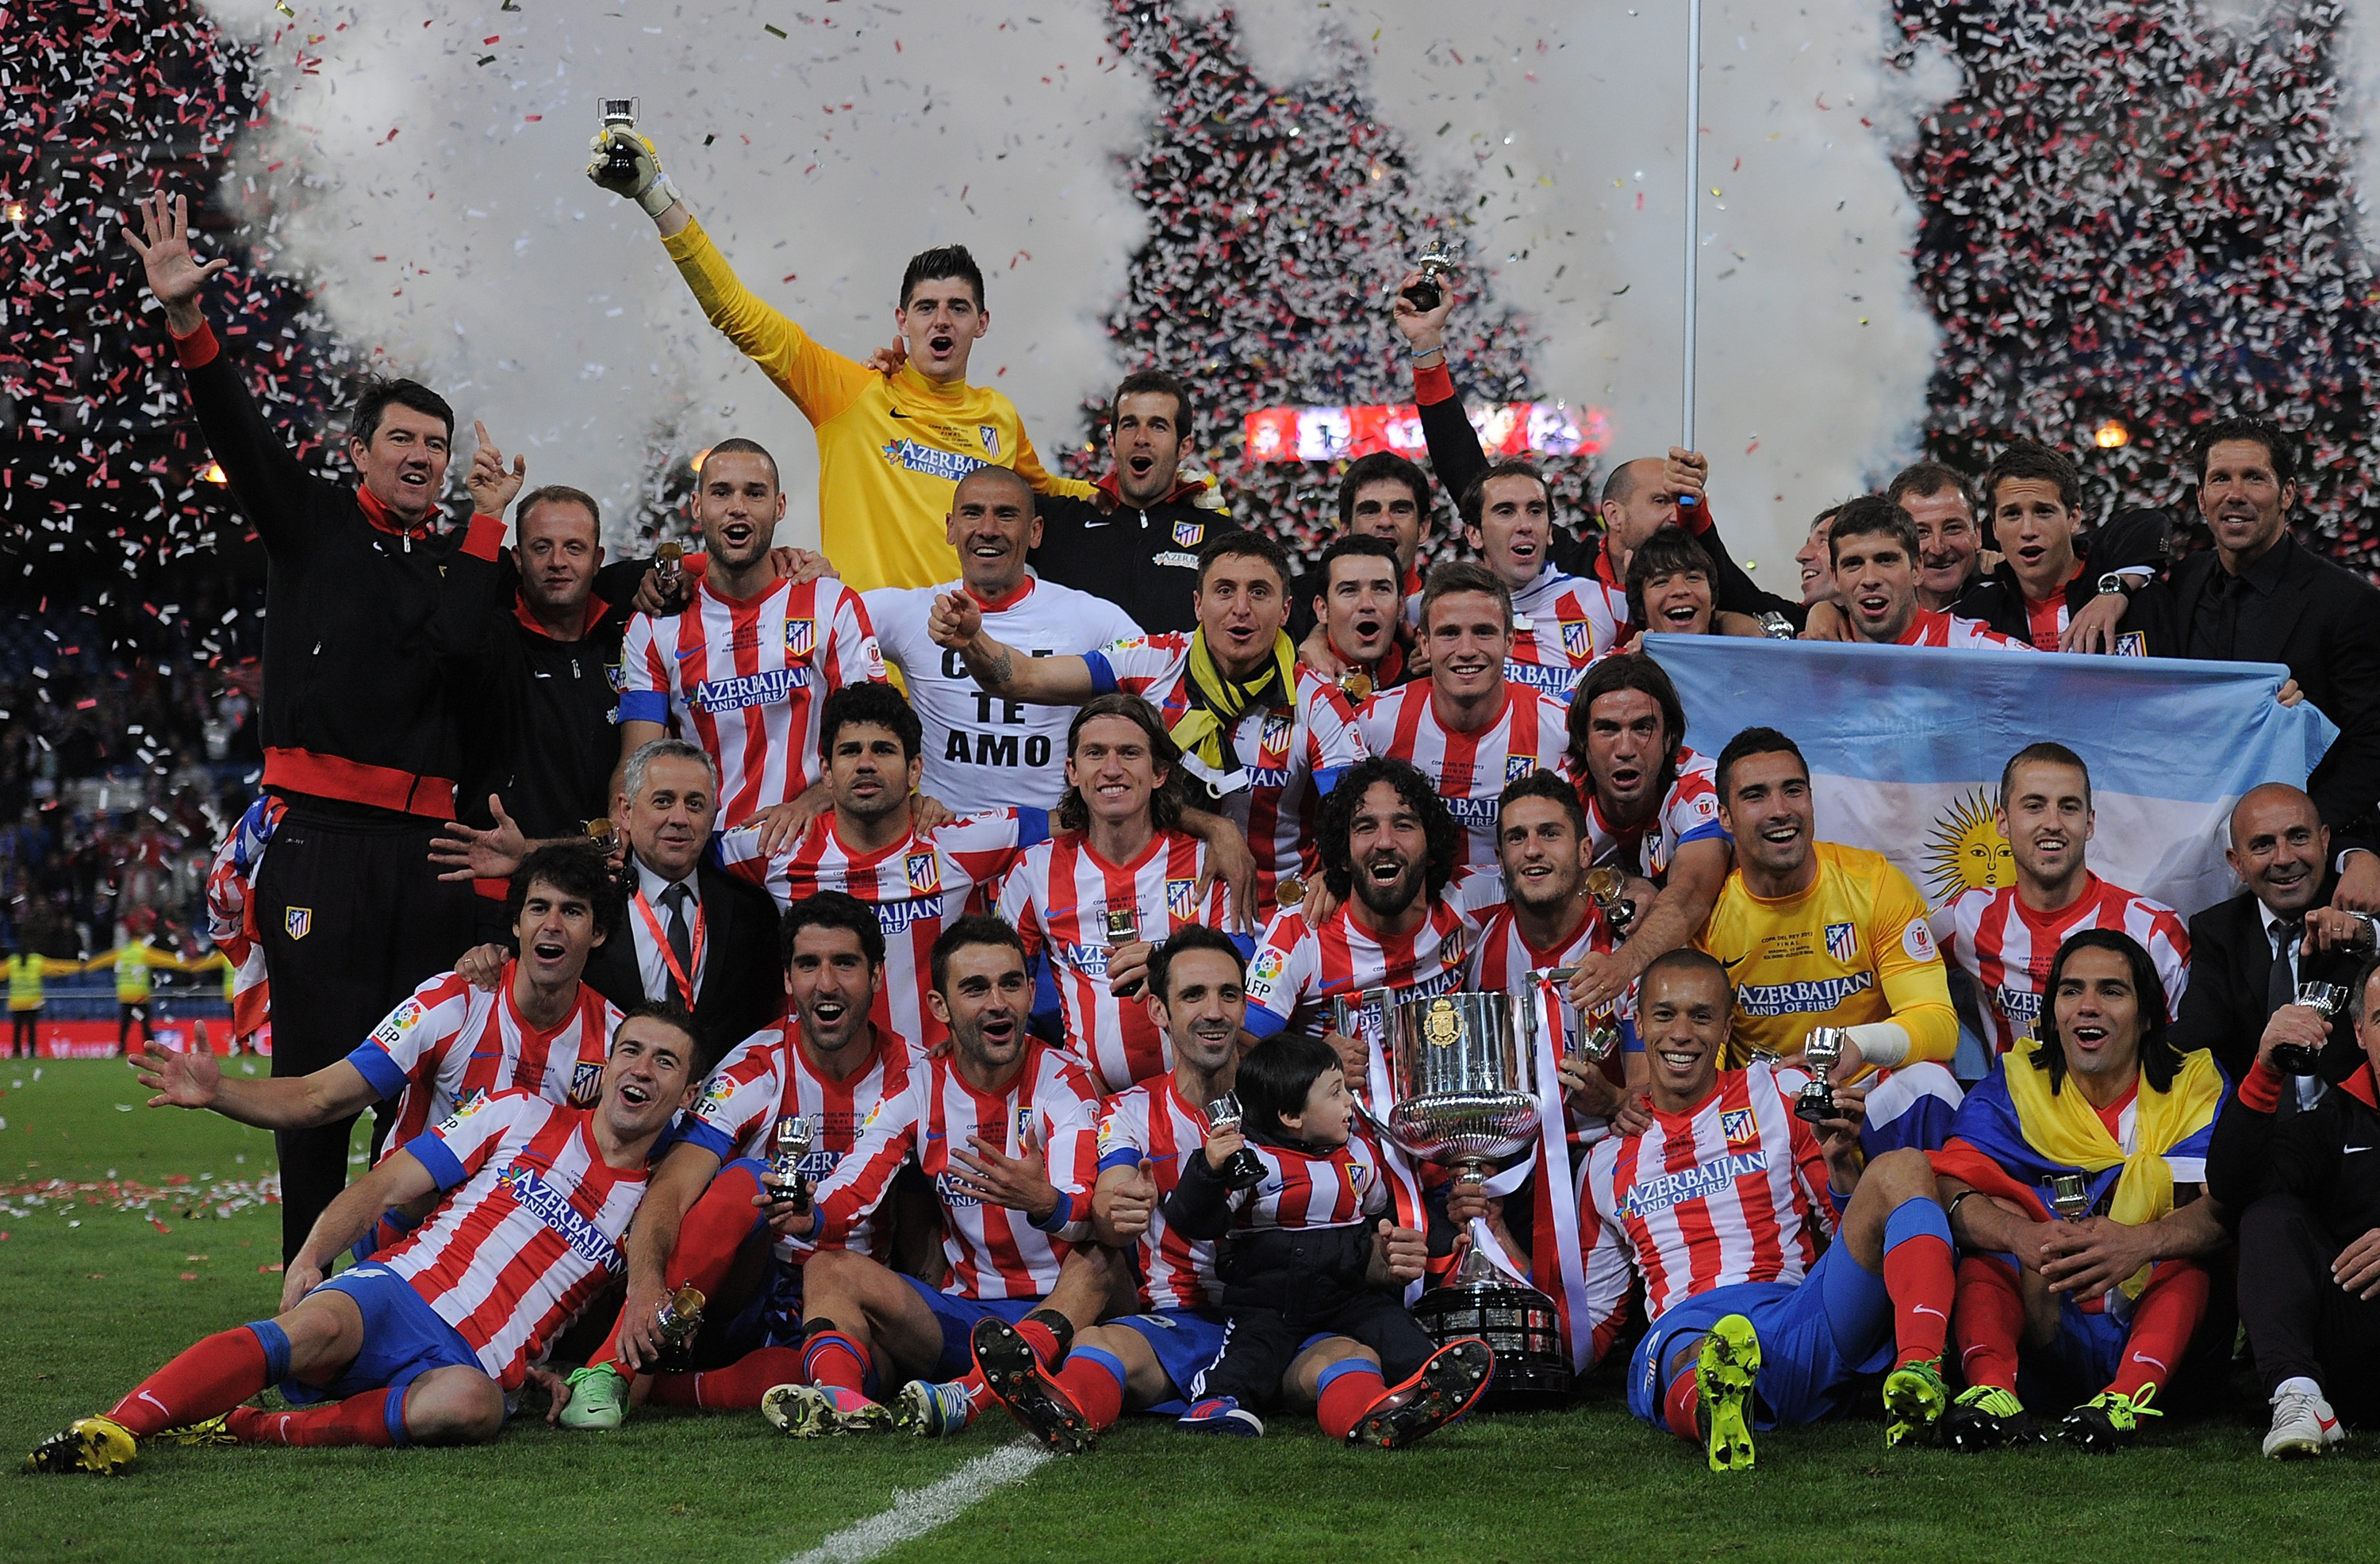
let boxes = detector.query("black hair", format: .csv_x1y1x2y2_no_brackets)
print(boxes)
1150,925,1246,1003
1497,767,1586,842
1235,1033,1342,1140
1621,527,1718,628
351,376,455,447
781,889,887,973
1316,757,1461,902
1316,531,1403,586
2190,417,2296,490
1714,726,1809,803
819,682,923,764
1982,440,2081,519
614,998,701,1064
900,244,986,311
2034,928,2180,1095
1885,460,1974,512
1998,741,2091,813
1111,369,1196,445
701,437,781,489
1826,493,1921,567
1337,450,1431,527
1639,945,1731,999
1058,692,1185,834
1418,559,1513,634
505,843,623,945
929,914,1027,998
1195,529,1293,596
1457,459,1553,533
1568,652,1687,787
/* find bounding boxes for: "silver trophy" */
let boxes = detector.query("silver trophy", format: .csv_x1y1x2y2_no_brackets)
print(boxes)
2046,1172,2092,1222
598,97,642,183
1583,865,1637,943
1526,966,1621,1066
2273,981,2350,1076
1203,1091,1268,1191
1756,611,1797,640
1400,236,1457,313
766,1114,814,1210
1331,987,1399,1075
654,1281,706,1347
1383,992,1543,1190
1795,1027,1846,1124
1104,905,1146,998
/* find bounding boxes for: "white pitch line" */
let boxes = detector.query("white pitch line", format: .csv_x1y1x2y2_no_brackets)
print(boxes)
781,1441,1052,1564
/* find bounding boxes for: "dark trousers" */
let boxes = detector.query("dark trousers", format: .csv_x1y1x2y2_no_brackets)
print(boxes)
1197,1290,1435,1409
9,1010,33,1056
116,1002,150,1055
2239,1191,2380,1421
255,804,474,1262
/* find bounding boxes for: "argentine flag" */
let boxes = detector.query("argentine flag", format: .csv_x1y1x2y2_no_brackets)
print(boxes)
1644,634,2336,920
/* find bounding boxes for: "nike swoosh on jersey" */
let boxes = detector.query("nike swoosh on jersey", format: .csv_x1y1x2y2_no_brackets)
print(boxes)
1719,952,1754,971
2346,1145,2374,1154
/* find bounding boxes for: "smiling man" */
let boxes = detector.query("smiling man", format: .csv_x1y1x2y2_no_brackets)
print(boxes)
1460,462,1628,702
1930,930,2228,1452
2119,420,2380,909
34,1002,700,1470
589,131,1090,593
1946,744,2191,1060
1309,535,1414,699
1029,370,1226,634
1887,462,1985,611
1818,496,2034,652
864,465,1142,812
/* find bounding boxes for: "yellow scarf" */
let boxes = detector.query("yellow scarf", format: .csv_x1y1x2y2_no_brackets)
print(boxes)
1171,629,1297,784
2003,1037,2225,1298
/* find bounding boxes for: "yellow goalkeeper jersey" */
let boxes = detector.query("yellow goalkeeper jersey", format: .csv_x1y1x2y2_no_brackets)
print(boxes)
662,217,1093,594
1696,839,1958,1068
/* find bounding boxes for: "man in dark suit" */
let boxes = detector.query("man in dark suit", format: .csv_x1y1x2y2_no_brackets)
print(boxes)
2120,420,2380,914
2171,784,2377,1094
580,738,783,1070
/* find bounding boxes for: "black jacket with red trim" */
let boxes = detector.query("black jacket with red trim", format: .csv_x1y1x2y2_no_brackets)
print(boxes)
174,320,505,820
1948,508,2171,648
2208,1058,2380,1247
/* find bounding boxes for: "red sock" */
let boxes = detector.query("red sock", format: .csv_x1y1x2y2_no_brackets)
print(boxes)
589,1166,766,1373
1954,1255,2024,1392
1011,1318,1061,1367
1662,1365,1702,1442
1315,1362,1387,1440
801,1330,872,1397
1883,1227,1956,1367
223,1390,400,1448
647,1346,808,1409
2107,1260,2209,1403
108,1327,270,1437
1050,1354,1127,1434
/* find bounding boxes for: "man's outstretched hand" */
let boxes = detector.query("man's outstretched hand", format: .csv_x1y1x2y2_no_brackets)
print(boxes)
125,192,228,335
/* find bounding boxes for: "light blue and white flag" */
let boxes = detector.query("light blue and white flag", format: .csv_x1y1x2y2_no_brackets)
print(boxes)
1644,634,2336,919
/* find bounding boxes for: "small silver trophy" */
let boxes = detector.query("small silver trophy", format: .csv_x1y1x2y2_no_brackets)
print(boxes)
766,1114,814,1211
1203,1091,1268,1191
1795,1027,1846,1124
1104,905,1144,997
1756,611,1797,640
1584,866,1637,943
2273,981,2350,1076
2047,1172,2092,1222
1528,966,1619,1065
654,1281,706,1347
599,97,641,183
1401,237,1456,312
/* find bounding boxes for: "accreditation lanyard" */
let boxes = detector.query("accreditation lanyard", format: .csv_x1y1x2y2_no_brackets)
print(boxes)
631,888,706,1006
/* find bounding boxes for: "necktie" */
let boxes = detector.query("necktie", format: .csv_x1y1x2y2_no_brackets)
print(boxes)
661,881,696,999
2267,919,2301,1019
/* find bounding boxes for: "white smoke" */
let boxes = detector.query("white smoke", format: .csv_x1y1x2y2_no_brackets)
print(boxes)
194,0,1149,549
1207,0,1958,575
197,1,1951,573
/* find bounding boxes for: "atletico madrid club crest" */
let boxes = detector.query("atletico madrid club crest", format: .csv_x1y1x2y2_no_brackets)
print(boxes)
1721,1108,1757,1146
1825,922,1860,964
785,618,816,660
1505,754,1537,783
1560,618,1591,660
980,425,1000,457
904,852,942,895
569,1061,604,1107
285,907,313,941
1172,519,1204,548
1165,877,1197,922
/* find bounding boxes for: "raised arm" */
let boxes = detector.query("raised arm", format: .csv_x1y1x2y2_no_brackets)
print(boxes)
133,1041,378,1132
924,590,1097,704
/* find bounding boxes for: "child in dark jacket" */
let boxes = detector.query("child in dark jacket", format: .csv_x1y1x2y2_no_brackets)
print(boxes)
1163,1033,1494,1447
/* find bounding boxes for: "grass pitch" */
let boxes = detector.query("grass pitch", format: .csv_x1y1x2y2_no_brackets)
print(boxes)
0,1060,2370,1563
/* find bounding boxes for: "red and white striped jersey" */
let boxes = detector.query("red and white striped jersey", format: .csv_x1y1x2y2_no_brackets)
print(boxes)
996,828,1231,1092
1504,569,1626,705
805,1042,1101,1301
1946,876,2191,1056
1888,607,2036,654
1464,900,1621,1062
1242,897,1476,1038
382,1091,651,1390
345,966,622,1152
678,1019,919,1259
1571,745,1729,884
1580,1064,1836,1334
1084,634,1367,906
1357,680,1569,885
619,574,887,827
1227,1125,1391,1231
718,807,1044,1050
1096,1076,1224,1310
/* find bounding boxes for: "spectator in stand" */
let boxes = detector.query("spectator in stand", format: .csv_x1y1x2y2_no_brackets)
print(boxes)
2120,420,2380,908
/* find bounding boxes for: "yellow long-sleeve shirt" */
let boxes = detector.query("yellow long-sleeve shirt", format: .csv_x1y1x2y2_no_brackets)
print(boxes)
89,943,190,1004
7,953,83,1012
1697,840,1960,1068
662,217,1093,594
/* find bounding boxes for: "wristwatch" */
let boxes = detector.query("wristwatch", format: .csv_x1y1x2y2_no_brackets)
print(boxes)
2095,572,2136,598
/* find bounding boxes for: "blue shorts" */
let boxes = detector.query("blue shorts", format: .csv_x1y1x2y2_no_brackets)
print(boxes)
898,1275,1042,1380
278,1266,486,1415
1107,1308,1231,1413
2021,1292,2130,1402
1628,1244,1896,1431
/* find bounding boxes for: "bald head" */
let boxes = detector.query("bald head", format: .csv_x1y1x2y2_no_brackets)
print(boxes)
1599,457,1687,557
955,463,1034,509
2227,782,2328,917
